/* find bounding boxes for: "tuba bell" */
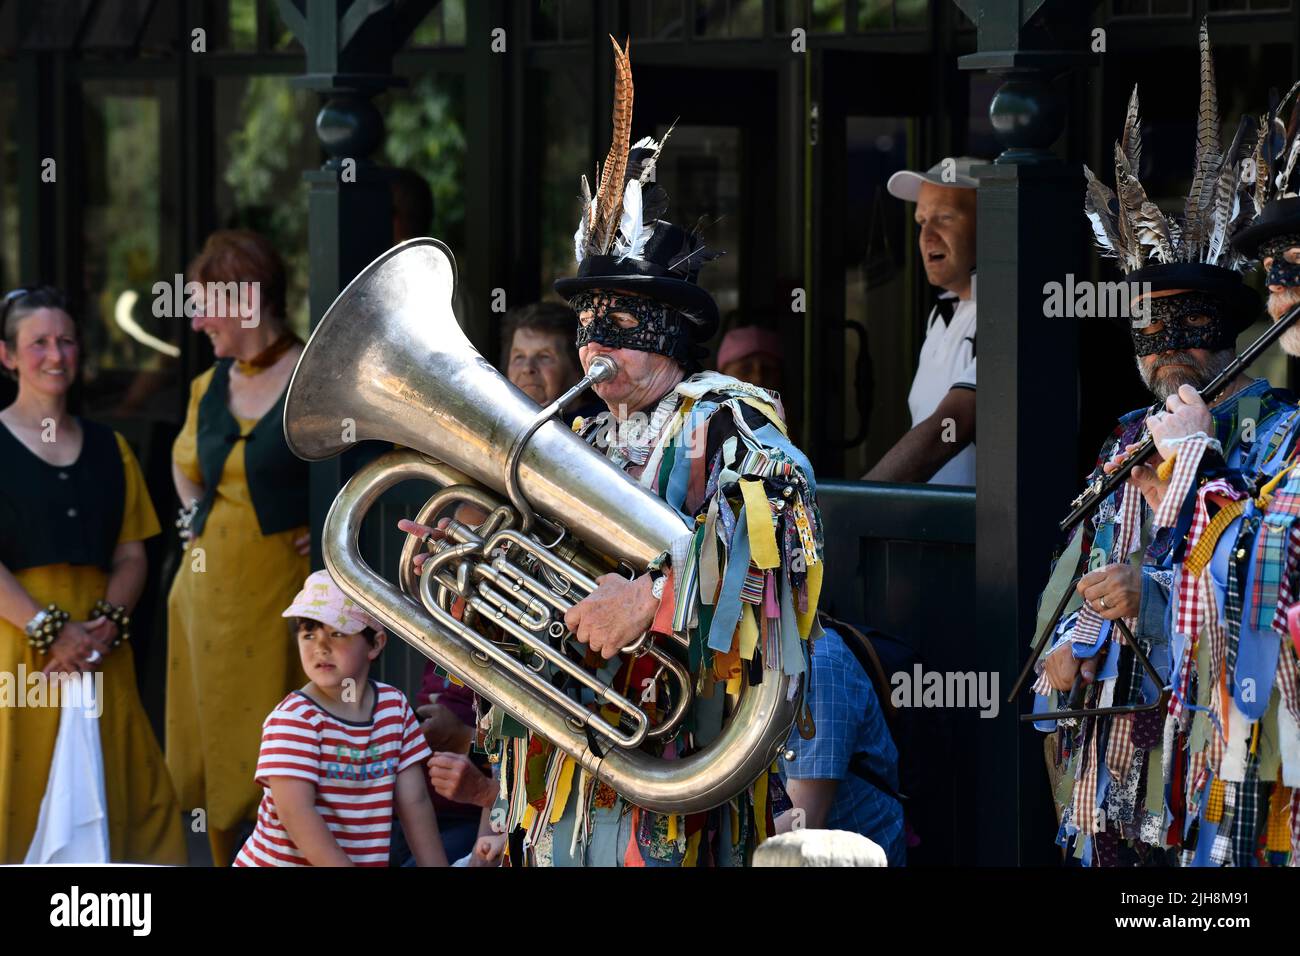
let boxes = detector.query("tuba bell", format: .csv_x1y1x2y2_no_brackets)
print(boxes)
283,238,799,814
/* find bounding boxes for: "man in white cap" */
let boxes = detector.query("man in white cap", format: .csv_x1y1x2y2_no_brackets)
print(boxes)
864,156,982,486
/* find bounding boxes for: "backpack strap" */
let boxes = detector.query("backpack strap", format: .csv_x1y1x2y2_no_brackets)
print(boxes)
818,612,897,729
816,613,909,804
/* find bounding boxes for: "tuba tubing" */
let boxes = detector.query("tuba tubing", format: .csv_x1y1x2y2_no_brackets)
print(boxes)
324,449,799,815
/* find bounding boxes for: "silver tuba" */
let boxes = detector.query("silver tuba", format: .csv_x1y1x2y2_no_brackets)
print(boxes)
283,238,798,814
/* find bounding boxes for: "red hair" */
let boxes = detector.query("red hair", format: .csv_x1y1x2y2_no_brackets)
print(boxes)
187,229,287,320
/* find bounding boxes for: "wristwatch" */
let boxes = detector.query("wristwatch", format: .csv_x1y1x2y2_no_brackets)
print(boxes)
649,568,667,601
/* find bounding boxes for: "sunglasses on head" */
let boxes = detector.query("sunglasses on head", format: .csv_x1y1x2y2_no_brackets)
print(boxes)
0,287,32,335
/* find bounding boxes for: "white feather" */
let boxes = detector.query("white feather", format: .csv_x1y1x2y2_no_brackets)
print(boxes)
1207,192,1239,265
613,180,651,262
574,218,586,265
631,135,657,150
1284,134,1300,194
1085,210,1116,257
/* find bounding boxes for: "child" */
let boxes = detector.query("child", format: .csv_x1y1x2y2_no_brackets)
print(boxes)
234,570,447,866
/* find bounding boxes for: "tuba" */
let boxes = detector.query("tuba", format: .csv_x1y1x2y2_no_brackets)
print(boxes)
283,238,798,814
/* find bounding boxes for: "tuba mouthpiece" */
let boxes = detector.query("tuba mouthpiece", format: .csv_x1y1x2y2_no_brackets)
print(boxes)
587,356,619,384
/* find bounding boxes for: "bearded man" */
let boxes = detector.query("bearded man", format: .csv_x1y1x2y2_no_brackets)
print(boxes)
1028,34,1297,866
1116,88,1300,866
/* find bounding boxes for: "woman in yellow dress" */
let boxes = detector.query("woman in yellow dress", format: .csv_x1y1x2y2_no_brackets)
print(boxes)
0,286,185,864
166,230,310,865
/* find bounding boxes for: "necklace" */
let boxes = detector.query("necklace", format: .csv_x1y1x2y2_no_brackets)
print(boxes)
234,332,299,377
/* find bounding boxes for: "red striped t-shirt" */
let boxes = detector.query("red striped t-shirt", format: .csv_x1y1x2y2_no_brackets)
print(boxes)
234,680,431,867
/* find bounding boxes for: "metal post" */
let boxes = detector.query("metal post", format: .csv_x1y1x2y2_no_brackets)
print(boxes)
277,0,409,569
953,0,1097,865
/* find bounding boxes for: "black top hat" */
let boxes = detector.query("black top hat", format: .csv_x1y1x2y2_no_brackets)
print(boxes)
554,218,721,337
1229,197,1300,261
560,40,723,345
1120,262,1261,334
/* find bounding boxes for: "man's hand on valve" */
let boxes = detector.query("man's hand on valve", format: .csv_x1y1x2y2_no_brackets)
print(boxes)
563,572,660,660
398,503,491,577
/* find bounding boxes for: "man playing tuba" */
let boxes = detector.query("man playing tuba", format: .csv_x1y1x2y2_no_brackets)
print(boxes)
401,38,824,867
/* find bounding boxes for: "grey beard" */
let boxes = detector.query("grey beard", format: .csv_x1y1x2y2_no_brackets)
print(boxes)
1136,348,1233,402
1269,288,1300,357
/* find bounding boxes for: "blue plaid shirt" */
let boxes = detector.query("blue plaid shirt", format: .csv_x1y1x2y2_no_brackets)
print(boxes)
780,628,906,865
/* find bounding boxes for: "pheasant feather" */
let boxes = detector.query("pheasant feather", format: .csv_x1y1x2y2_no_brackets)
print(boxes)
1206,115,1255,265
1120,86,1142,179
590,36,634,256
1183,19,1221,256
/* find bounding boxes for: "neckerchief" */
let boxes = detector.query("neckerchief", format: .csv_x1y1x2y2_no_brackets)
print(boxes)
583,388,684,470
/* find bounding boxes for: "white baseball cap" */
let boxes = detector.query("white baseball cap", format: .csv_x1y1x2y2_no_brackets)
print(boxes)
886,157,986,202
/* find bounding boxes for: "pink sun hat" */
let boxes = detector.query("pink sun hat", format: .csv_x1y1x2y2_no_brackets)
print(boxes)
282,569,384,635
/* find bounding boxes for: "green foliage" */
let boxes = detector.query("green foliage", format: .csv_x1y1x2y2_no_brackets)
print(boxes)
382,73,467,248
229,0,257,50
222,76,311,334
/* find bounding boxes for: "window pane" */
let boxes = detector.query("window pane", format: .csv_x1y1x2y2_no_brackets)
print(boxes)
653,125,742,318
1110,0,1150,14
214,76,317,338
382,73,469,256
562,0,593,39
411,4,446,45
895,0,928,28
1151,0,1192,11
411,0,467,47
842,116,914,477
80,84,175,416
271,8,302,52
696,0,764,37
531,0,560,42
0,84,17,292
139,0,181,55
445,0,467,43
859,0,893,29
630,0,686,40
228,0,258,50
775,0,806,33
811,0,846,32
84,0,154,51
538,62,591,290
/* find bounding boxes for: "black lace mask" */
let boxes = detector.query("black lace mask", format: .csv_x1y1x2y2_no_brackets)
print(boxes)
569,291,696,368
1130,291,1235,357
1260,233,1300,289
